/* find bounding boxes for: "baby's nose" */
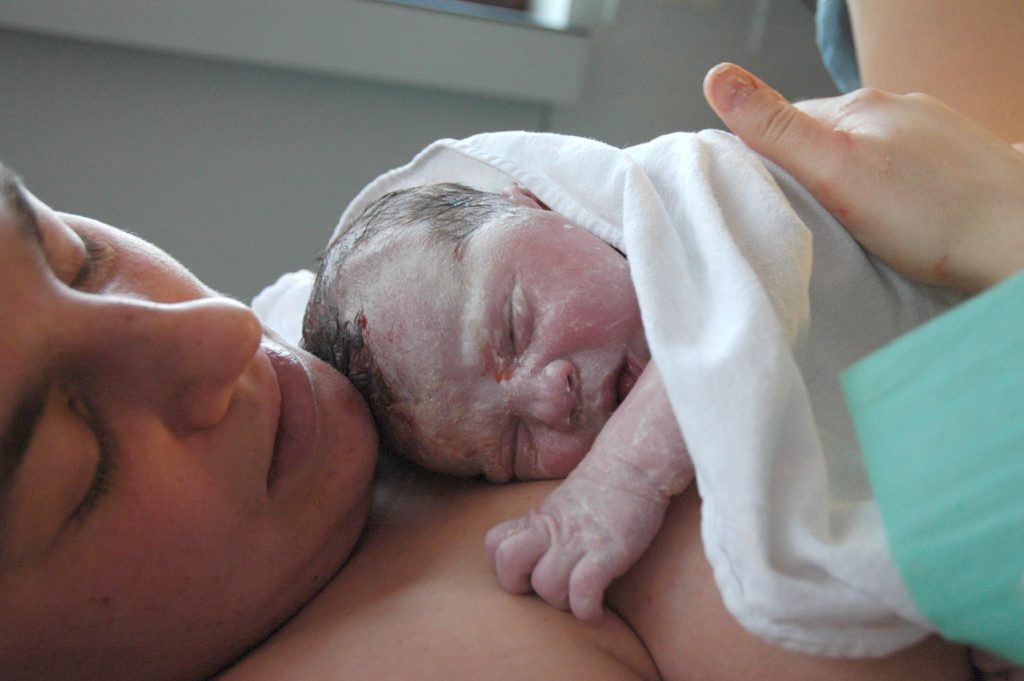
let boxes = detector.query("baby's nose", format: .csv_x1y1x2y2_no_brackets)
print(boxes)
513,359,580,431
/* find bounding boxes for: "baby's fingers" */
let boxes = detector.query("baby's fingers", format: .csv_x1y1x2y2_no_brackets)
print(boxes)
530,541,583,612
567,553,617,622
486,518,550,595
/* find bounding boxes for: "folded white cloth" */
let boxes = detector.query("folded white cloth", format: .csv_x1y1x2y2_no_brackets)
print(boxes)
253,130,964,657
252,269,314,347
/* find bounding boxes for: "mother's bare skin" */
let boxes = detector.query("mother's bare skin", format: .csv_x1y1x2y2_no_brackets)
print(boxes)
219,462,973,681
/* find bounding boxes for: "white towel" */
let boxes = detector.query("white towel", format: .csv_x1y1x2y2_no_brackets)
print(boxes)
254,130,964,657
252,269,315,347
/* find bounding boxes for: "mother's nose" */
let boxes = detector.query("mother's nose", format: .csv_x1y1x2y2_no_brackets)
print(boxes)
65,295,262,432
510,359,581,431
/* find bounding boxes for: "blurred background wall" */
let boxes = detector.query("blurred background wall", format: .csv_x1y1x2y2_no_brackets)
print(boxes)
0,0,835,299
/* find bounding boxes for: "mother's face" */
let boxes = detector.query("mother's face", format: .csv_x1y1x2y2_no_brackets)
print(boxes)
0,173,378,680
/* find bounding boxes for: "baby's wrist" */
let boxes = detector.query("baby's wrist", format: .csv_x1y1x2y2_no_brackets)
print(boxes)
573,455,670,504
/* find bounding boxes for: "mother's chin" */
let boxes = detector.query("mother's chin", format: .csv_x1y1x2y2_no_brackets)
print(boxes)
196,344,379,679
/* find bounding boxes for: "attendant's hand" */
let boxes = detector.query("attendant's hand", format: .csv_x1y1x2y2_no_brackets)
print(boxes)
703,63,1024,292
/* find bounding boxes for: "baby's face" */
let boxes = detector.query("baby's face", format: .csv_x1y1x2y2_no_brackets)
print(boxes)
352,210,649,481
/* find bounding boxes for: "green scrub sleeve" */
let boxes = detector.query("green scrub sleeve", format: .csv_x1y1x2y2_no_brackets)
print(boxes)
842,271,1024,664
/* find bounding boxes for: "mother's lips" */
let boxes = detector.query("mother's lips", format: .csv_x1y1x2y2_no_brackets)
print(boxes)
263,340,316,492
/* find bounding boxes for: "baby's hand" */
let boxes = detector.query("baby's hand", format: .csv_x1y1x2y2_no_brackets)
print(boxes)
486,359,692,621
485,467,670,622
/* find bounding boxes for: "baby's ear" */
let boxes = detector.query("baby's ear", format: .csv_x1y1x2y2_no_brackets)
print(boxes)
501,183,551,210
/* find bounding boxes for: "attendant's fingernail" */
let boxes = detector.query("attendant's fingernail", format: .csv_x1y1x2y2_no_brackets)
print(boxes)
711,66,756,113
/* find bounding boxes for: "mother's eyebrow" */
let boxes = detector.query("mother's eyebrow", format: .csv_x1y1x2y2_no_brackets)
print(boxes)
0,383,48,557
0,166,46,554
1,386,47,490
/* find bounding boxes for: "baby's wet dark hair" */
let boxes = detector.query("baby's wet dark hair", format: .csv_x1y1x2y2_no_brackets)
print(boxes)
301,182,524,457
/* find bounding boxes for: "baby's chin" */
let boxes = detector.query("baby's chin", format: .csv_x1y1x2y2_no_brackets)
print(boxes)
413,438,523,484
404,429,597,484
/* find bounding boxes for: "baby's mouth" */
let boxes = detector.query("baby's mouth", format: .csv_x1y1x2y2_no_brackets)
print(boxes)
615,356,640,405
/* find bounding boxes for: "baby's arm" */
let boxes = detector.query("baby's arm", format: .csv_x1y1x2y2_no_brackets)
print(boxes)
485,359,693,622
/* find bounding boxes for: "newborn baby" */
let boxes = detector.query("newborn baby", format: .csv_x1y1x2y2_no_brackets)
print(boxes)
277,129,970,660
302,182,691,621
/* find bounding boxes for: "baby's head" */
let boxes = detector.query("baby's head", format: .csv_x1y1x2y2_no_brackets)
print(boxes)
303,183,648,482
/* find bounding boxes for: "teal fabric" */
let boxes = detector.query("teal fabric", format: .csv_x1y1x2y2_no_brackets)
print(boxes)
815,0,861,93
843,271,1024,663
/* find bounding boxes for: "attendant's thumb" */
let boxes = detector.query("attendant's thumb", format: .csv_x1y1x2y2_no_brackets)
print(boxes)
703,63,836,184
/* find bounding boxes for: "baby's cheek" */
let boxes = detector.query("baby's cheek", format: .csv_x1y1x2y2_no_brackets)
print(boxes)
410,428,502,480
